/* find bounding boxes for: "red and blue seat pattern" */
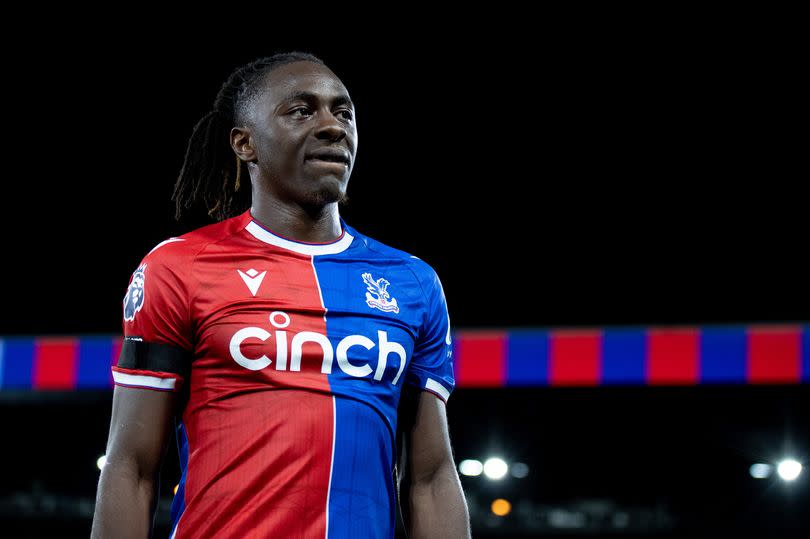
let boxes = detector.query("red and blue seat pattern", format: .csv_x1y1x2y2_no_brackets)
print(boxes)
1,325,808,390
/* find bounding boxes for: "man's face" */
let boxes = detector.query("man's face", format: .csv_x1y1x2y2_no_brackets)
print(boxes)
243,61,358,207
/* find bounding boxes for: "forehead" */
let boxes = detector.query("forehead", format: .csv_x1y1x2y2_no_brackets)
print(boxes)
260,61,350,105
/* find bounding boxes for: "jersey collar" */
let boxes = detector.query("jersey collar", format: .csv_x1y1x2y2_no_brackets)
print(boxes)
243,212,354,256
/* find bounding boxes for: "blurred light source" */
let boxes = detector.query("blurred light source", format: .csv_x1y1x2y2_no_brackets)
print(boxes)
612,511,629,528
510,462,529,478
749,463,772,479
777,459,802,481
491,498,511,516
96,455,107,470
549,508,586,528
483,457,508,480
174,484,179,495
458,459,483,476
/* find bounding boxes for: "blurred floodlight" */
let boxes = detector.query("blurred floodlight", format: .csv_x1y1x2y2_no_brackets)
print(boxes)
749,463,772,479
511,462,529,478
174,484,179,495
459,459,483,476
777,459,802,481
491,498,512,516
96,455,107,470
483,457,508,480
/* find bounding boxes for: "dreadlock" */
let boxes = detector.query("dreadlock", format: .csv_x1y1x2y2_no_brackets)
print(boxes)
173,52,325,221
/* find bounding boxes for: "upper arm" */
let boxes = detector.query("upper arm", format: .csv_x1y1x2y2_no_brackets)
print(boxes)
104,385,178,479
398,386,455,484
399,262,457,482
106,242,193,476
403,263,455,405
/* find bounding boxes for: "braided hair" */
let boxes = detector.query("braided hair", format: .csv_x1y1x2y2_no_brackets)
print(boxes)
173,52,325,221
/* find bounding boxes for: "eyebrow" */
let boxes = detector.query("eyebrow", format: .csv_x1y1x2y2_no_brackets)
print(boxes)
281,91,354,109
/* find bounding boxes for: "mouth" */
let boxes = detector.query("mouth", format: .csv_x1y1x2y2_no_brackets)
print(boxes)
305,159,349,172
305,149,351,167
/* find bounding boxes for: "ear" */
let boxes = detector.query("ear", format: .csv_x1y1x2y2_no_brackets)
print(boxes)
230,127,256,163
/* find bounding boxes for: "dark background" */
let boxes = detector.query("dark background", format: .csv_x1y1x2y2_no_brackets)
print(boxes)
2,23,807,334
0,14,807,538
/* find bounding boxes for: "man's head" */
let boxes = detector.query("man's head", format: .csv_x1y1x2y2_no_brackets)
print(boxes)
173,52,357,221
231,59,358,210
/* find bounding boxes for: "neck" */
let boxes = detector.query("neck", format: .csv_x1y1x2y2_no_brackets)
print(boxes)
250,196,342,244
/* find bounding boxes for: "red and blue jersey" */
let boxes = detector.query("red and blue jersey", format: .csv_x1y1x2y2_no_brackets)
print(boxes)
113,210,454,539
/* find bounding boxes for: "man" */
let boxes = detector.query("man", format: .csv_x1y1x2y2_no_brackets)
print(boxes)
91,52,470,538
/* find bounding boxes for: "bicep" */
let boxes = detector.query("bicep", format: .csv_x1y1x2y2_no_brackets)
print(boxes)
399,386,454,484
104,385,178,479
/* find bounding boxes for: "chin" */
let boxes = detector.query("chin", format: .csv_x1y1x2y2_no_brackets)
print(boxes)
302,178,348,206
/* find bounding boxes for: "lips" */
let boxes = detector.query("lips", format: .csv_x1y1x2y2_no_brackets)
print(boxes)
305,148,351,165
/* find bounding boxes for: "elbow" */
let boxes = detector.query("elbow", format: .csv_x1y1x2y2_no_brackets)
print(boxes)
406,460,471,539
102,453,158,486
411,458,459,489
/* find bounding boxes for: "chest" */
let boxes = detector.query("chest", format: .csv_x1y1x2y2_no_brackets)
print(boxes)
186,251,422,388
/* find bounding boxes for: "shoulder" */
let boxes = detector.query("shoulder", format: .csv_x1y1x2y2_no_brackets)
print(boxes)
345,224,441,286
141,213,250,266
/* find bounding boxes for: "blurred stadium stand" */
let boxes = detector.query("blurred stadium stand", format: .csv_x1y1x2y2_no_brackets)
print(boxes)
1,325,808,537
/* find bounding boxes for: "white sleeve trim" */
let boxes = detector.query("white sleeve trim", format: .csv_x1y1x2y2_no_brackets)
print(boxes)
112,370,177,390
425,378,450,401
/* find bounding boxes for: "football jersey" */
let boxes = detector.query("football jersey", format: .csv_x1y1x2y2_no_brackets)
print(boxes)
113,210,455,539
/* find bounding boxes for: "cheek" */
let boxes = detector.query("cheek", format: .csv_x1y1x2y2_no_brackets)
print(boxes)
259,134,301,165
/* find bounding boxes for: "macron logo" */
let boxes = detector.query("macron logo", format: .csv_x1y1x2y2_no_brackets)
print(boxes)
237,268,267,297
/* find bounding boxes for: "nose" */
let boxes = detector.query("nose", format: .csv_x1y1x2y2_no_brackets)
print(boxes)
314,111,347,143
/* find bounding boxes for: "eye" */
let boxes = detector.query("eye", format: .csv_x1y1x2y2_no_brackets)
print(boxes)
336,109,354,122
290,107,313,118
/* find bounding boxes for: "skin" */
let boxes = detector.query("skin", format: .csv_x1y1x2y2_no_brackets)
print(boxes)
91,61,469,538
398,386,472,538
230,61,358,244
90,387,176,538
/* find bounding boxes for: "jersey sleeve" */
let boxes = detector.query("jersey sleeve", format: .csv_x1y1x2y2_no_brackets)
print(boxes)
112,239,193,392
405,264,455,402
